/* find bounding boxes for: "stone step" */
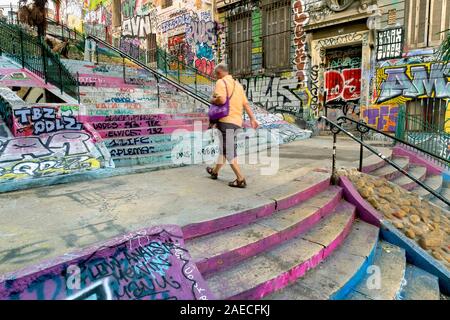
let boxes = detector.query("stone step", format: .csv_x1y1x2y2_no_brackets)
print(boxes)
390,165,427,190
411,174,444,199
346,241,406,300
187,186,343,275
399,265,441,300
369,156,410,180
264,219,379,300
361,149,394,173
204,201,356,300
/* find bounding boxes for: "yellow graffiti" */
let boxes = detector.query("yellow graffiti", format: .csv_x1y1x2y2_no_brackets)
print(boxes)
0,158,101,181
445,100,450,134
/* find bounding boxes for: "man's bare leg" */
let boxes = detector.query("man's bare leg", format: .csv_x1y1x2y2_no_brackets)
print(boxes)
229,158,245,182
213,155,226,175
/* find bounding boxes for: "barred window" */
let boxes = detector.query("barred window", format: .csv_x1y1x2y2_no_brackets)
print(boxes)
228,13,252,75
262,0,291,70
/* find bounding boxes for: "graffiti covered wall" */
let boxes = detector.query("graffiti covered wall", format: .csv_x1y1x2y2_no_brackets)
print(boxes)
0,225,214,300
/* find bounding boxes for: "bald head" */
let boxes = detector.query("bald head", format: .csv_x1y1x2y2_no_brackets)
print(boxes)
214,63,229,79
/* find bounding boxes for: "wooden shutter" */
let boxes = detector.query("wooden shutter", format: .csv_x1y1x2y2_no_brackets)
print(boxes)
146,33,157,63
429,0,447,46
415,0,430,48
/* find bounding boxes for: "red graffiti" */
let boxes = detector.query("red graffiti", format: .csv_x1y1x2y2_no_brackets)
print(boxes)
293,0,308,82
195,58,215,76
325,68,361,102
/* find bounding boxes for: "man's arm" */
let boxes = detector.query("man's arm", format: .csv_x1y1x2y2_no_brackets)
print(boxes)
211,81,227,105
243,100,259,129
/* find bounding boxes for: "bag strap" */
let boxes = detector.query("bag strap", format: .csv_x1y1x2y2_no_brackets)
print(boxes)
222,79,237,100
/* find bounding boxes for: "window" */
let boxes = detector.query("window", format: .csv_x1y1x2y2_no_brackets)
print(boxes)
406,99,447,131
146,33,157,64
228,13,252,75
161,0,173,9
262,0,291,70
406,0,450,49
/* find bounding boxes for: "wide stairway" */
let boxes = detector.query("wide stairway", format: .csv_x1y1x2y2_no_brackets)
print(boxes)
184,172,442,300
361,146,449,211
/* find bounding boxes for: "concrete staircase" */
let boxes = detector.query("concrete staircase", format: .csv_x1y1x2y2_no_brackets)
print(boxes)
183,172,441,300
361,147,449,211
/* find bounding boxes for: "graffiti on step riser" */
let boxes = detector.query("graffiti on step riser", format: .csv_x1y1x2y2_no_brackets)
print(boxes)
377,62,450,104
13,107,83,136
0,132,105,180
0,226,214,300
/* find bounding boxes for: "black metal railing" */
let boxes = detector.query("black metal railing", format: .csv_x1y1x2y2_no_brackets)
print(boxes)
0,19,80,101
86,35,210,106
46,18,85,42
338,116,450,171
320,116,450,207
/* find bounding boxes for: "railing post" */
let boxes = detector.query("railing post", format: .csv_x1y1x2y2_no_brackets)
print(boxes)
331,131,338,185
76,72,80,103
359,132,364,172
41,40,47,83
59,58,63,94
177,58,181,83
194,68,198,94
122,55,126,83
19,29,25,69
156,76,160,108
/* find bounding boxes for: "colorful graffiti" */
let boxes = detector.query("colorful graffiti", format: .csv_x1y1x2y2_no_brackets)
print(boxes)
0,225,214,300
293,0,309,82
0,131,111,182
325,68,362,103
376,62,450,104
13,106,83,136
361,104,398,132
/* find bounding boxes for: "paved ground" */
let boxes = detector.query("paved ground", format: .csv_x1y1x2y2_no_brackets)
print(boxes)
0,136,385,274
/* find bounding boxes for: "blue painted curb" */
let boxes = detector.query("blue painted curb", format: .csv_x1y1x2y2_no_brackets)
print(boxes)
380,220,450,295
332,234,379,300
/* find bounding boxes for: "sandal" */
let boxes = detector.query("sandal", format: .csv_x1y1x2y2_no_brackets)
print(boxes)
206,167,218,180
229,179,247,189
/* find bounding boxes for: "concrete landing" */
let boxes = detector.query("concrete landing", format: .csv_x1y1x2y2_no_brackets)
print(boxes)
0,136,376,275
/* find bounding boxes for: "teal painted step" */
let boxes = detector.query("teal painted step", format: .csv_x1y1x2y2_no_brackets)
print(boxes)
346,241,406,300
265,219,379,300
398,265,440,300
205,201,357,300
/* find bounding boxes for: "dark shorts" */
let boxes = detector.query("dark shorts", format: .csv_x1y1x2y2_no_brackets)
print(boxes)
217,122,242,162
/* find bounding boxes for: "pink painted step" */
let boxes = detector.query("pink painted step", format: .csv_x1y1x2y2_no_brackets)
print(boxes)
182,172,331,240
187,186,343,275
203,201,356,300
390,165,427,190
368,156,409,180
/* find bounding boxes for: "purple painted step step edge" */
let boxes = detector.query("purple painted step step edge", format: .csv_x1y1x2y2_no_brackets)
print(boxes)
393,146,445,176
228,204,356,300
195,187,343,276
182,177,331,240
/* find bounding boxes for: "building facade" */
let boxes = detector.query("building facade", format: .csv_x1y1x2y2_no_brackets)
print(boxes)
57,0,450,133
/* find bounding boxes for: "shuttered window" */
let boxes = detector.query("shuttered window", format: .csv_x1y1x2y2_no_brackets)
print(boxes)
228,14,252,75
407,0,450,49
262,0,291,70
146,33,157,63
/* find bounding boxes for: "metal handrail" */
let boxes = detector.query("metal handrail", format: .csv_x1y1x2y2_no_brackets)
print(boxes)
0,19,79,101
337,116,450,167
86,35,210,106
320,116,450,207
